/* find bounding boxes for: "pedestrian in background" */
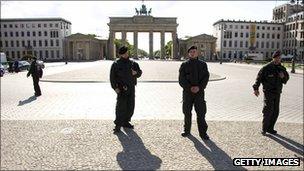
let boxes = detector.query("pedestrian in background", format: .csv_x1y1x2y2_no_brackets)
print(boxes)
110,46,142,134
253,50,289,135
178,45,210,140
27,57,43,97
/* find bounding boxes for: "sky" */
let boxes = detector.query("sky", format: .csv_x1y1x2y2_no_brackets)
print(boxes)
1,0,288,52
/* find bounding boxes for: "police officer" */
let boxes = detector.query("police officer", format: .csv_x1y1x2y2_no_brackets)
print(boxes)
110,46,142,134
178,45,210,140
253,50,289,135
27,57,42,97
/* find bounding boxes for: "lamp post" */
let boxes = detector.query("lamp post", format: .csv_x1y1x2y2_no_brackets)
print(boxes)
290,0,303,73
220,23,226,64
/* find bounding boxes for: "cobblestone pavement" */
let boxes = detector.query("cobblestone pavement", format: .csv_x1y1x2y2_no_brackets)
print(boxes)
1,61,303,123
1,120,303,170
1,60,303,170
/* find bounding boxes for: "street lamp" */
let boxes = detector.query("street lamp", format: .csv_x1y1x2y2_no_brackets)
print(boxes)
290,0,304,73
220,23,226,64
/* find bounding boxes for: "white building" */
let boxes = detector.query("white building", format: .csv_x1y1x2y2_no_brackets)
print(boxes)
213,19,284,60
213,2,304,61
0,18,72,61
283,11,304,59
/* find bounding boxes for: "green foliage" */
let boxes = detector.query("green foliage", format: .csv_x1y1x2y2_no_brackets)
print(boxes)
114,39,148,58
21,54,35,61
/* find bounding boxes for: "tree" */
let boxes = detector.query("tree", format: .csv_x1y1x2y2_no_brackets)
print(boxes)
165,41,173,58
114,39,148,58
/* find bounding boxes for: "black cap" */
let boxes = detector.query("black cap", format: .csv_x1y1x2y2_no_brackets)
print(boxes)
272,50,281,58
187,45,197,53
118,46,128,55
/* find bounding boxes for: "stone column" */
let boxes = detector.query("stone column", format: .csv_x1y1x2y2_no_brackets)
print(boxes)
160,31,165,59
172,31,178,59
133,31,138,58
149,31,153,58
122,31,127,45
108,30,115,59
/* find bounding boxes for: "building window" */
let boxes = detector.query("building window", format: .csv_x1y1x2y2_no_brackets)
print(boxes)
277,42,280,49
246,26,249,29
223,40,227,47
56,39,59,46
272,27,275,30
17,51,20,58
55,23,59,28
45,50,49,58
9,24,13,28
256,41,259,48
38,31,41,36
51,50,54,58
229,40,232,47
10,32,13,37
22,40,25,47
262,33,265,38
234,40,238,47
27,40,31,46
16,41,19,47
57,50,60,58
50,23,53,28
33,31,36,37
267,26,270,30
234,32,238,38
5,41,8,47
21,31,24,37
266,42,269,48
0,41,2,48
16,32,19,37
3,24,7,28
4,32,7,37
45,40,48,47
257,33,259,38
39,40,42,47
44,23,47,27
27,31,30,37
33,40,36,47
11,51,15,58
240,41,243,47
278,27,281,30
267,33,270,39
246,32,249,38
272,34,275,39
44,31,47,36
261,42,264,48
50,40,53,47
10,41,14,47
271,42,274,48
39,50,43,59
262,26,265,30
257,26,260,30
241,25,244,29
240,32,243,38
38,24,41,28
277,34,280,39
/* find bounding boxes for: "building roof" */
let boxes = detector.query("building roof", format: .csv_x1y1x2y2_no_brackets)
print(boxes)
66,33,105,41
0,17,71,24
213,19,284,26
183,34,217,41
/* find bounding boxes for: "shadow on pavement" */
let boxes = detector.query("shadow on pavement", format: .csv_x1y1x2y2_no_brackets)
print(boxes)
18,95,37,106
116,129,162,170
188,135,246,170
266,134,304,161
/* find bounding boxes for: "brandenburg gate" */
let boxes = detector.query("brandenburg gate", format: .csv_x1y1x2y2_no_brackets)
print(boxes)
107,4,179,59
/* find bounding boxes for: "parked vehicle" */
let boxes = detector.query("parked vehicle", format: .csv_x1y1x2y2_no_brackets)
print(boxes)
0,52,8,70
13,61,30,71
0,64,4,77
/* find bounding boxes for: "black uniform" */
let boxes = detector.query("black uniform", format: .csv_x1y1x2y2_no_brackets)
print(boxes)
27,60,43,96
179,58,210,137
253,61,289,132
110,58,142,127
